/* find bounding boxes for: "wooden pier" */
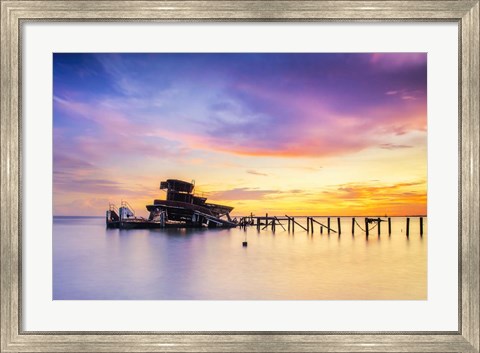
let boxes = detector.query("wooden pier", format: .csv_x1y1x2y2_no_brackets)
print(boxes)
238,215,425,237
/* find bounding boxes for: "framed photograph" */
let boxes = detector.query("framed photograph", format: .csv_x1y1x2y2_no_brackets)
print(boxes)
1,1,478,352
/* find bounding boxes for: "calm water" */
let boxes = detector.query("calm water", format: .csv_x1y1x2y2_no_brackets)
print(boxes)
53,216,427,300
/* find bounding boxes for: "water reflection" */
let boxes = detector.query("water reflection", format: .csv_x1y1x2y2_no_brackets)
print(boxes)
53,216,427,300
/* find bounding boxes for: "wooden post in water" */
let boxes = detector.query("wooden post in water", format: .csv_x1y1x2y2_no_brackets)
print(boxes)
388,217,391,235
310,217,314,234
365,218,369,236
292,217,295,232
406,217,410,236
337,217,341,234
327,218,331,234
420,217,423,236
352,218,355,234
378,220,381,236
272,218,275,232
288,218,290,232
306,217,310,233
320,225,323,234
257,217,260,231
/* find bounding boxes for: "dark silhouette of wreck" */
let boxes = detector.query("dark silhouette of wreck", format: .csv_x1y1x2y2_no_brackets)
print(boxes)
106,179,236,229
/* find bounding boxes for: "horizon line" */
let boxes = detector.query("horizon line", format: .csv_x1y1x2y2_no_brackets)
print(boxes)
53,214,428,218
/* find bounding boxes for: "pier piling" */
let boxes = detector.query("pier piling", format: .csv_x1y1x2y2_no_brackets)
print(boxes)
352,218,355,234
311,218,337,234
420,217,423,236
365,218,369,237
406,217,410,237
285,215,307,232
388,217,391,235
378,220,381,236
306,217,310,233
327,218,331,234
337,217,341,234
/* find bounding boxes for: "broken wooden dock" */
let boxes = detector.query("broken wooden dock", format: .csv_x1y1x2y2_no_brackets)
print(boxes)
238,214,424,237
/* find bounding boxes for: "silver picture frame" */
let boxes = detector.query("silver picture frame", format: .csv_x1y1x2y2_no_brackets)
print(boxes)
1,1,478,352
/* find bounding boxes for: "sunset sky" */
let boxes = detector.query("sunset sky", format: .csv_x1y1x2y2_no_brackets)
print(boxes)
53,53,427,217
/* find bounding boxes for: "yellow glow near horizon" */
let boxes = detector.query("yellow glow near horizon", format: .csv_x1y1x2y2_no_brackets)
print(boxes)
53,141,427,218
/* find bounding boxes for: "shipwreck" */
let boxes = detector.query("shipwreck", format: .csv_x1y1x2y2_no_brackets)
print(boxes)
106,179,237,229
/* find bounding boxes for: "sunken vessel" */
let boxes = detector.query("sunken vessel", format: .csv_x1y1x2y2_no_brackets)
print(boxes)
106,179,237,229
